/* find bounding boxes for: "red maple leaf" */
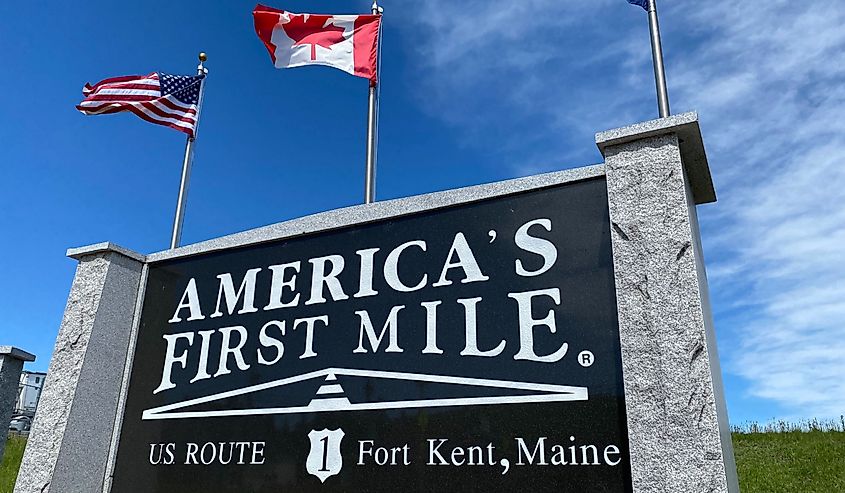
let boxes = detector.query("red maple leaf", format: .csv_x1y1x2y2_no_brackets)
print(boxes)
282,14,346,61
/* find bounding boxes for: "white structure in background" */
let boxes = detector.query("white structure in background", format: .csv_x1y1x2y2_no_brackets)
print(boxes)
16,370,47,414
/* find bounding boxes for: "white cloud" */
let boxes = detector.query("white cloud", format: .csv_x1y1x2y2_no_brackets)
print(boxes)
667,1,845,418
393,0,644,168
397,0,845,418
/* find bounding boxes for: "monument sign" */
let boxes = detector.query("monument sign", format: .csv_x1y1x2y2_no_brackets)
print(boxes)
112,176,628,492
15,113,739,493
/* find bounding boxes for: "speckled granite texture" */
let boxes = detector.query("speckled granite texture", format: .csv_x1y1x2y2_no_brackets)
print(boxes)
14,251,142,493
597,111,715,205
602,123,738,492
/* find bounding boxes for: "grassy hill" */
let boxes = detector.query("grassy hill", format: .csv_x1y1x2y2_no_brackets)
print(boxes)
1,435,25,493
734,429,845,493
2,428,844,492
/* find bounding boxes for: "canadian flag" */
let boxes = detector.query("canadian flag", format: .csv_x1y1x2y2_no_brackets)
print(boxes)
253,4,381,84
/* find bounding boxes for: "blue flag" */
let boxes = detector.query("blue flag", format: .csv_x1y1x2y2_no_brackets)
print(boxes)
627,0,648,10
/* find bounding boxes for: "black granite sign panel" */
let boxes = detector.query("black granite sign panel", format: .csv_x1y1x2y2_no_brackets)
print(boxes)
111,177,632,492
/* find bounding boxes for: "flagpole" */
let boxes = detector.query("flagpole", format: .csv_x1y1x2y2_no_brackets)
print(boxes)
170,52,208,250
364,1,383,204
647,0,670,117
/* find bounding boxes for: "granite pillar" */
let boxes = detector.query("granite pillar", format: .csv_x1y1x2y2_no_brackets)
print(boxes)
0,347,36,460
596,113,739,493
14,244,144,493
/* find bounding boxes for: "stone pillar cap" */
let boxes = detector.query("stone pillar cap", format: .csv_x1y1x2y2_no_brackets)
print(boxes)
0,346,36,362
595,111,716,205
66,242,146,262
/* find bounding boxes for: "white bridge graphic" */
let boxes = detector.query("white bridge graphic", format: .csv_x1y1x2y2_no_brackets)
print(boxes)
142,368,588,420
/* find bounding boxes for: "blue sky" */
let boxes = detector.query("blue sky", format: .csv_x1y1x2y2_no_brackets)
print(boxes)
2,0,843,424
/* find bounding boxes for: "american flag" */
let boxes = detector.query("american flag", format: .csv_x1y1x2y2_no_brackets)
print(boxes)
76,72,204,137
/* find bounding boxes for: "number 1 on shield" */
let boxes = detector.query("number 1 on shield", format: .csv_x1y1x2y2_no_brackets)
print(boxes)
319,435,330,472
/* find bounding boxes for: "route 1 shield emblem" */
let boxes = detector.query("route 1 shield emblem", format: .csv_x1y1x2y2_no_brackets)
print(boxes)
306,428,345,482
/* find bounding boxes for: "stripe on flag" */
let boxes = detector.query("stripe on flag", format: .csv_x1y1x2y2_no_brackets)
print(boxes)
76,73,204,137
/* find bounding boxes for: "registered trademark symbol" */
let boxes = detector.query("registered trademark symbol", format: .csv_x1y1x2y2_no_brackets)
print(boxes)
578,350,594,368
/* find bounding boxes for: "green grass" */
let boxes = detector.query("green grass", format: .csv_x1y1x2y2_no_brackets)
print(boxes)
1,430,844,492
733,430,845,493
1,435,26,493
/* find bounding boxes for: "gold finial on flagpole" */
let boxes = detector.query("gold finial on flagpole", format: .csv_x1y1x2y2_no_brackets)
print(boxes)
197,52,208,75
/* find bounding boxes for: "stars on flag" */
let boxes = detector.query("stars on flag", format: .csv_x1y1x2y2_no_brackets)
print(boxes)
76,72,204,137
